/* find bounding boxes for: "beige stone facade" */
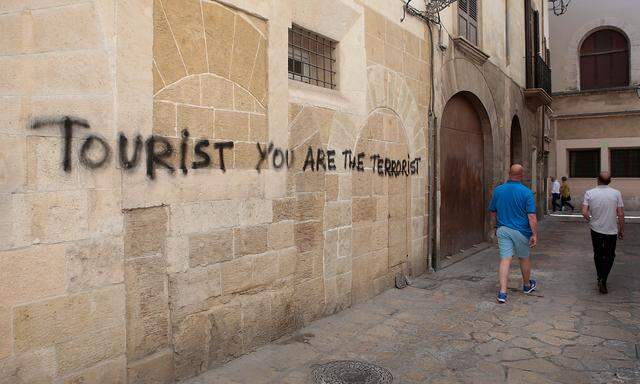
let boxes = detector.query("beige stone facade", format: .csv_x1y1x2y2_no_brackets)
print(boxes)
0,0,430,382
548,0,640,210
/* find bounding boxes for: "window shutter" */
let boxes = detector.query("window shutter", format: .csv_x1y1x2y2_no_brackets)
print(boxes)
579,29,629,89
458,0,478,45
469,0,478,21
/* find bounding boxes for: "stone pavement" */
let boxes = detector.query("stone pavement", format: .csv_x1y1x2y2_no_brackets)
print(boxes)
185,220,640,384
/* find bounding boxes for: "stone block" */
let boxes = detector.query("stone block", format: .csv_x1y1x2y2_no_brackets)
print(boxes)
125,257,170,360
178,104,214,138
277,247,297,278
338,227,352,259
233,141,261,169
352,224,372,257
273,198,295,222
351,172,372,197
61,356,126,384
0,306,10,360
166,236,189,274
201,74,234,109
221,256,253,294
294,221,323,253
168,264,221,320
234,224,268,256
202,1,234,78
87,188,122,237
324,200,352,230
170,200,240,235
153,101,176,137
188,229,233,267
372,220,389,251
351,256,373,304
270,287,296,339
241,292,272,352
325,174,339,201
26,135,79,191
24,190,89,243
14,285,125,352
172,312,210,380
268,221,294,250
364,7,385,40
249,38,267,104
209,302,242,365
404,31,421,57
230,15,260,89
295,193,324,221
154,76,200,105
127,349,175,384
0,134,25,193
249,113,268,142
295,169,325,193
0,244,66,306
124,206,168,259
162,0,207,75
239,198,273,226
294,250,316,282
365,33,384,64
352,197,377,223
0,348,56,384
293,277,325,324
323,229,339,279
233,84,254,112
385,44,403,73
56,325,125,375
153,0,187,85
252,251,278,287
66,237,124,293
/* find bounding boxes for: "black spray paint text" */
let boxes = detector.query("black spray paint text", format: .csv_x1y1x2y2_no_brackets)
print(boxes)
30,116,421,179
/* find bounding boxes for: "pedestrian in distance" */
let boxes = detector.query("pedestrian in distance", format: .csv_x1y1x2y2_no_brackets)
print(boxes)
560,176,574,212
581,171,625,294
551,176,561,212
489,164,538,304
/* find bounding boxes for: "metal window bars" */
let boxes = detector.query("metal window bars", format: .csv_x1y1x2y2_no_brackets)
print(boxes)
288,25,337,89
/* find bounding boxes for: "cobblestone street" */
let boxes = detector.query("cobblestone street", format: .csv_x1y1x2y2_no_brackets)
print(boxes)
187,219,640,384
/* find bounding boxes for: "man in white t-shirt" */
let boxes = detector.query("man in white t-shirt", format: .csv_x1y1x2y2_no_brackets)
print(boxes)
581,171,625,294
551,177,561,212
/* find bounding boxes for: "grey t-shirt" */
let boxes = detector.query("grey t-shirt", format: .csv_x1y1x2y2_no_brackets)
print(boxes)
583,186,624,235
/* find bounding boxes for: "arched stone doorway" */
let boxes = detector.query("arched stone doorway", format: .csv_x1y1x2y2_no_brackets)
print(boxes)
351,108,411,303
510,116,523,165
439,92,491,257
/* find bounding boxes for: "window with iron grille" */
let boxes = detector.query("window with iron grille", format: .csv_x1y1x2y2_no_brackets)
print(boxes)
611,148,640,178
458,0,478,45
569,149,600,178
580,29,629,90
288,25,337,89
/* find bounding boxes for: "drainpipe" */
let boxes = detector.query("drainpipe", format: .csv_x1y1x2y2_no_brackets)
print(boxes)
426,21,437,272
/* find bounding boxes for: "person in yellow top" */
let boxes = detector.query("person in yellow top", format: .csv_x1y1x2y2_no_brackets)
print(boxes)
560,176,575,212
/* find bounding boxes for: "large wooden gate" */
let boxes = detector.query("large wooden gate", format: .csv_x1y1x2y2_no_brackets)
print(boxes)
440,94,485,257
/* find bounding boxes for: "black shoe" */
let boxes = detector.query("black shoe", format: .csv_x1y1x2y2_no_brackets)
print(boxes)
598,279,608,294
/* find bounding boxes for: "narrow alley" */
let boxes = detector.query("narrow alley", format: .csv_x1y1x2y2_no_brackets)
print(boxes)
186,219,640,384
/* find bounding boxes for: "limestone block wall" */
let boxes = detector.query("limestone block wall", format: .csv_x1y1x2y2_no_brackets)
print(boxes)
0,1,430,383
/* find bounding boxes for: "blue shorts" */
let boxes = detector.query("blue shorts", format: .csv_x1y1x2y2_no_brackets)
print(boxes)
497,226,530,259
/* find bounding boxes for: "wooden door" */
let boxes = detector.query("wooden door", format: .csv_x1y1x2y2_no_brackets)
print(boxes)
440,94,485,257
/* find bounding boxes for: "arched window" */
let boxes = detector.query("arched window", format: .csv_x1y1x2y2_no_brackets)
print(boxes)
580,29,629,90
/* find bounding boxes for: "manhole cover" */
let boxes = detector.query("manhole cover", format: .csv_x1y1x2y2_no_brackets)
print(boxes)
312,360,393,384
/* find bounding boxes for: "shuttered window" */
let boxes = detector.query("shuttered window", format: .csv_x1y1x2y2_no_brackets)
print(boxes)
580,29,629,90
611,148,640,178
569,149,600,178
458,0,478,45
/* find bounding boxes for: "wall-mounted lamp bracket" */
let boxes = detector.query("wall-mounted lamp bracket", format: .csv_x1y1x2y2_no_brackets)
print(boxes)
401,0,458,26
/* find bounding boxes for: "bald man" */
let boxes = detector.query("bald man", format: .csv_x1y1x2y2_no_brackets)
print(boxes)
582,171,625,294
489,164,538,303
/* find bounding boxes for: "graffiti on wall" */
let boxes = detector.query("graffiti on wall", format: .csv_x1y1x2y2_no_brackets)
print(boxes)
30,115,422,179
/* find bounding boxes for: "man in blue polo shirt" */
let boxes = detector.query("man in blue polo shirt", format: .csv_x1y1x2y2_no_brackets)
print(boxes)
489,164,538,303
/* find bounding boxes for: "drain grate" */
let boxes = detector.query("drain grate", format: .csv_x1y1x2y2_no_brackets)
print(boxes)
312,360,393,384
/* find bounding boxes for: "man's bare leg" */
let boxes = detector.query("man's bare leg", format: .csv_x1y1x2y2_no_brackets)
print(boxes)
519,257,531,285
499,257,512,293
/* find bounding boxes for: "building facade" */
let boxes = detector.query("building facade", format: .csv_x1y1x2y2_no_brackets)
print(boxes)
0,0,549,383
549,0,640,210
430,0,551,262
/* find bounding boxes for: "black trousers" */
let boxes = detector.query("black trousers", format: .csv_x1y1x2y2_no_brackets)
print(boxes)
561,197,574,211
552,193,561,211
590,230,617,283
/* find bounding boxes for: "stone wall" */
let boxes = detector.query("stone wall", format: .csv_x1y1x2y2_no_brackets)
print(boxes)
0,1,430,383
